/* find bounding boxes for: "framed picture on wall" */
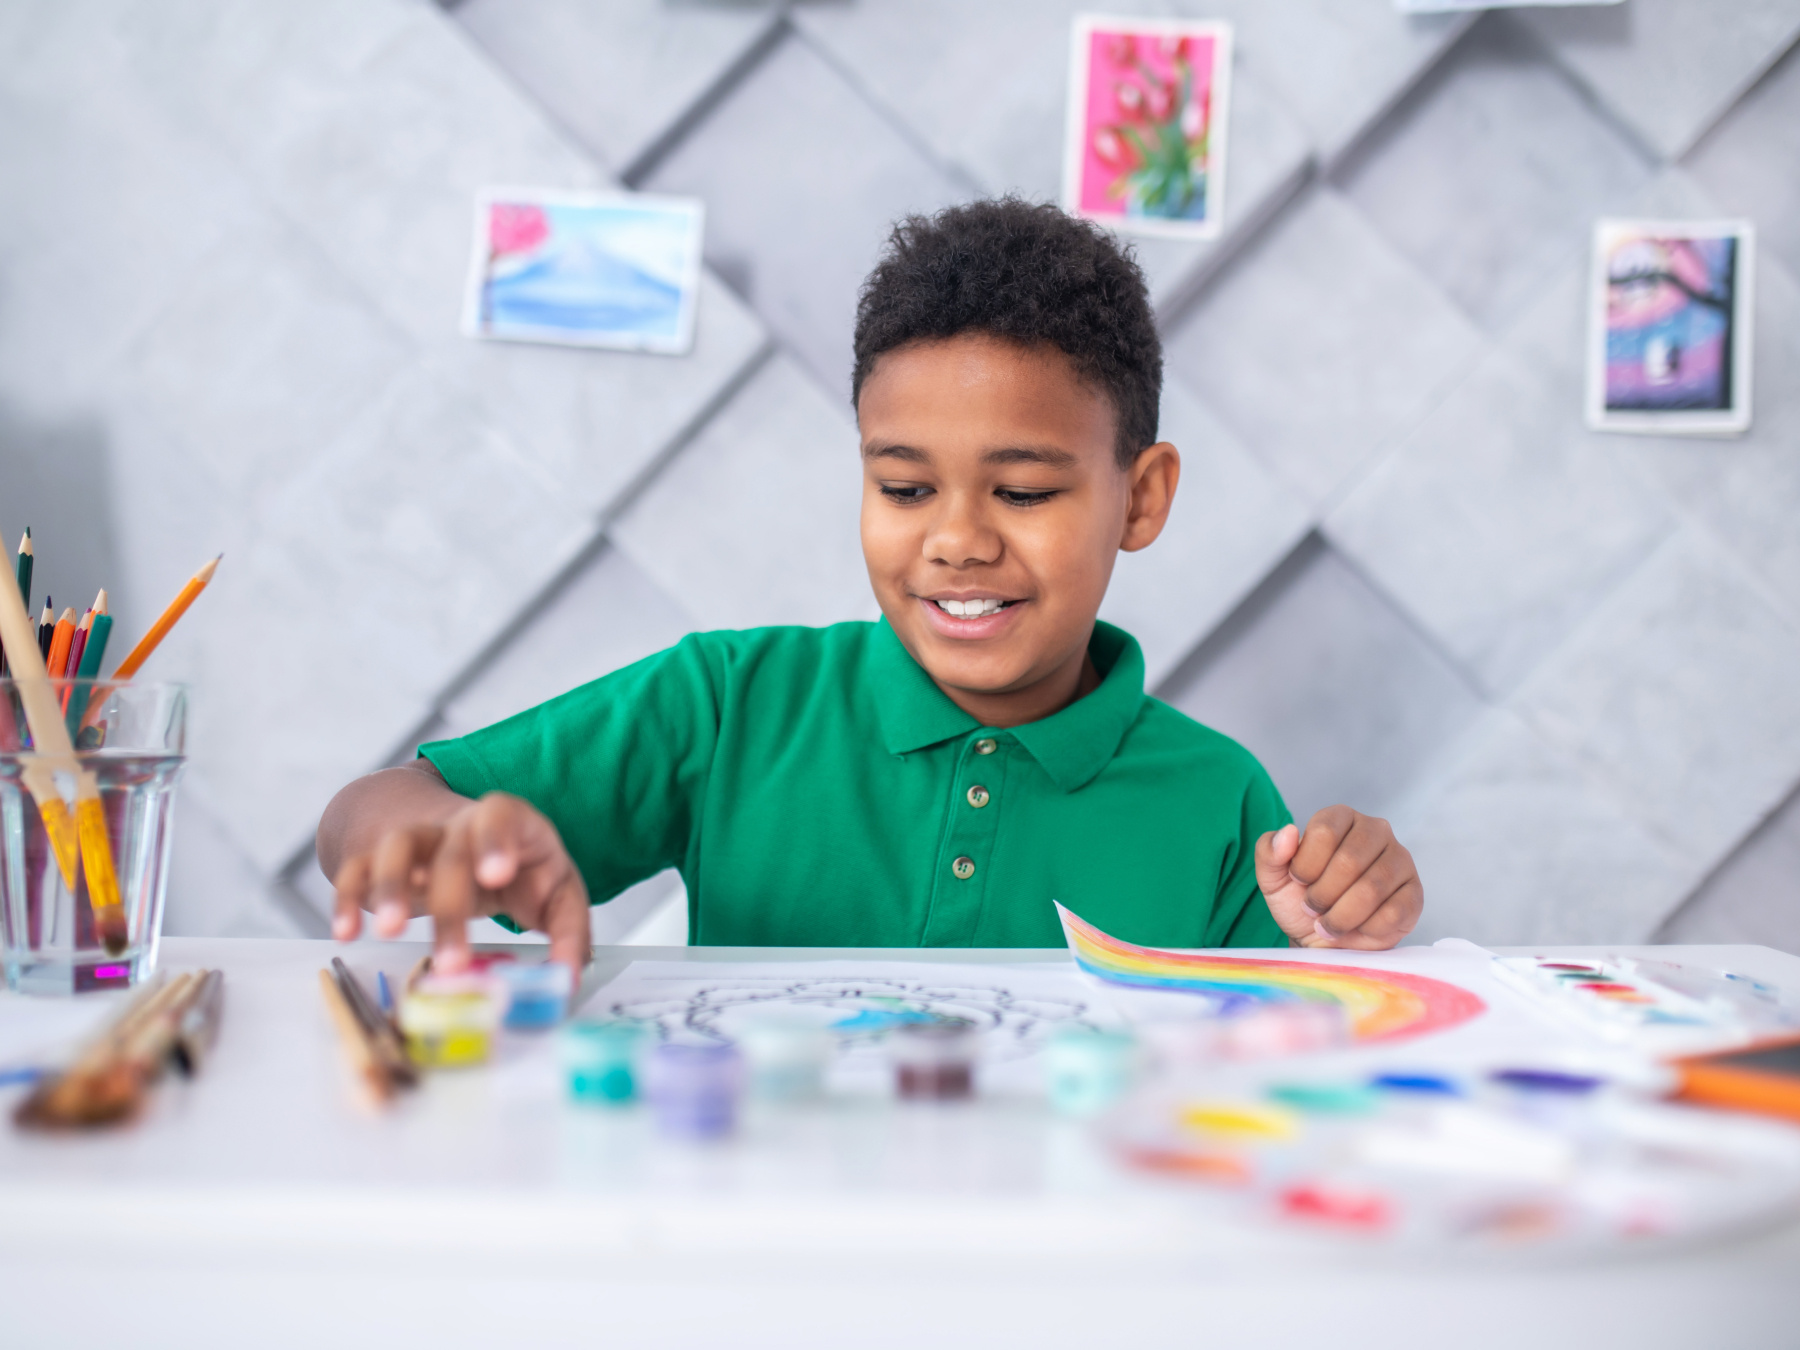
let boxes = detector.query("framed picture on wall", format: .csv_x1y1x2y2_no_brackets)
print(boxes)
1585,219,1755,436
461,187,704,355
1063,16,1233,241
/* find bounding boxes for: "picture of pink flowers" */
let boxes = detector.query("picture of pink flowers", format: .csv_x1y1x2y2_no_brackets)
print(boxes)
1064,17,1232,240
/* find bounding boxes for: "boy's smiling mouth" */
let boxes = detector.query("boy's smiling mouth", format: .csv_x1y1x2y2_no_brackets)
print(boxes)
915,592,1025,639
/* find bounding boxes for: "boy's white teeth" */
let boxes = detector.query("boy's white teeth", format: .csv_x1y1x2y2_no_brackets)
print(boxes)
934,598,1007,617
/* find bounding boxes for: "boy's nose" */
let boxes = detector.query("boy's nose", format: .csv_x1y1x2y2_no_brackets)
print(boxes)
922,500,1002,568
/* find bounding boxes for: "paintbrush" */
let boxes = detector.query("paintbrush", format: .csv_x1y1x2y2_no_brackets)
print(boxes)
171,968,225,1076
320,968,397,1103
0,529,129,954
331,956,417,1088
14,971,220,1129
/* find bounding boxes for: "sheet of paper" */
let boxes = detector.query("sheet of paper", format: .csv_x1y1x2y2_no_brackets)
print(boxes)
579,945,1660,1100
581,959,1129,1095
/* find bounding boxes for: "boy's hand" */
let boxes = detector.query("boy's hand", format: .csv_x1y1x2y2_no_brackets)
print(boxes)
330,792,590,974
1254,807,1421,950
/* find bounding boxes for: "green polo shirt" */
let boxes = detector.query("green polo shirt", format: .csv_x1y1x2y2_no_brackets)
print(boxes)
419,619,1289,949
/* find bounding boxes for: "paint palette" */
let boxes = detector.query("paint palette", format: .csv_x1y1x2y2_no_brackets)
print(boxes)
1103,1063,1800,1254
1490,956,1777,1055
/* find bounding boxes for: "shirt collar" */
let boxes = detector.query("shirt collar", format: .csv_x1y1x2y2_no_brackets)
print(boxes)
869,618,1147,793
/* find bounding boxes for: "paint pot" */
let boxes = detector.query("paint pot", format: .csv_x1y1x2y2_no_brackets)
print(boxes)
1216,1000,1349,1059
494,960,574,1030
736,1016,833,1102
562,1020,648,1106
399,974,503,1068
644,1041,744,1139
891,1016,979,1100
1044,1026,1137,1117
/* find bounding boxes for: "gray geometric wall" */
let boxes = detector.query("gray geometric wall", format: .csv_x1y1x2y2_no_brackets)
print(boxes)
5,0,1799,952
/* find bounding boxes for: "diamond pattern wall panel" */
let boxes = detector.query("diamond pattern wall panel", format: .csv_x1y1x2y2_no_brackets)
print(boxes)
1336,13,1656,332
1512,527,1800,882
434,542,698,744
1161,538,1486,827
1391,708,1696,945
1326,345,1675,698
1657,784,1800,952
610,354,876,632
454,0,780,175
1177,0,1475,165
1164,186,1486,509
1685,42,1800,281
639,30,971,399
1518,0,1800,160
1100,378,1312,689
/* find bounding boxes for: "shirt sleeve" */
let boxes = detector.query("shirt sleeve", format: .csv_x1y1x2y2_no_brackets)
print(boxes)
1207,759,1293,949
418,632,724,911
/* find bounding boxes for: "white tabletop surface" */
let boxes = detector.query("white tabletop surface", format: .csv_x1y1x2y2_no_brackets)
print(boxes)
3,937,1799,1350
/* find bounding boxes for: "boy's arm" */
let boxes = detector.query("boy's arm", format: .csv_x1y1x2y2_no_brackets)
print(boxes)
317,760,590,973
1254,806,1422,950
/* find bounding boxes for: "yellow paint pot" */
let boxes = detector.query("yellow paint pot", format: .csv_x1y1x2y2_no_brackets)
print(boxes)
400,977,503,1068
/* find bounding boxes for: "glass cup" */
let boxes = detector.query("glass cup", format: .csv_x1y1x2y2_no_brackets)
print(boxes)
0,680,187,995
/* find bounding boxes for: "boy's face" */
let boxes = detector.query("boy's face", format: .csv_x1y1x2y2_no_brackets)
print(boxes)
858,333,1177,722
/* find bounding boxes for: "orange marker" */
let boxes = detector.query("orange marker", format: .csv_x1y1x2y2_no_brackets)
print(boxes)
109,555,221,681
44,607,75,680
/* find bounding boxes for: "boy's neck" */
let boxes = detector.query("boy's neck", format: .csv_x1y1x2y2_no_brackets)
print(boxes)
931,648,1102,729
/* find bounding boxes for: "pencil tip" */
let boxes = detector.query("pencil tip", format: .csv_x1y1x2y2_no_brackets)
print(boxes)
18,530,30,553
197,554,223,582
93,589,108,615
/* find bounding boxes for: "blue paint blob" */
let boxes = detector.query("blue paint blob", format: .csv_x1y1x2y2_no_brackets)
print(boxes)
1369,1072,1461,1096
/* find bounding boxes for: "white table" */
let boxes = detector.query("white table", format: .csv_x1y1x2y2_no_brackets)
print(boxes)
2,938,1798,1349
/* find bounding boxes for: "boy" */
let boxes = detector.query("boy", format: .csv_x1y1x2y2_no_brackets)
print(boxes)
319,199,1422,973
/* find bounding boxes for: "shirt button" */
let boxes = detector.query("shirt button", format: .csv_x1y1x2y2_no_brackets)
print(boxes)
951,856,976,880
966,784,990,809
974,737,997,755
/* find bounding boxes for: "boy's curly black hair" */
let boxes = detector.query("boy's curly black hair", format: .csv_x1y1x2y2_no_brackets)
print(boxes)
852,197,1161,469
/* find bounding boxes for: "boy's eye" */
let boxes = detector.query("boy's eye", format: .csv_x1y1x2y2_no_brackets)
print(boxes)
996,488,1058,507
879,483,934,503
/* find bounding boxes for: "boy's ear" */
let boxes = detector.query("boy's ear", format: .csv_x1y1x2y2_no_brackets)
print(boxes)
1120,442,1180,553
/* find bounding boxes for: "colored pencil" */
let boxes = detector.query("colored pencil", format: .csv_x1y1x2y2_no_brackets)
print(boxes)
0,528,23,680
14,528,29,605
109,554,221,681
0,532,128,952
37,599,52,660
45,607,75,680
66,609,112,741
59,612,91,712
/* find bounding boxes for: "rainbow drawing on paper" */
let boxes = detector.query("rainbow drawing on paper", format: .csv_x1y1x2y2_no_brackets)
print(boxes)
1055,904,1485,1043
